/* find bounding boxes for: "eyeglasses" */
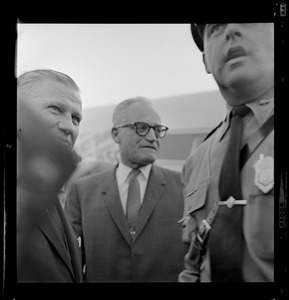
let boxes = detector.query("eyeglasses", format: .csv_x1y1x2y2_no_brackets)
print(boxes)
116,122,169,139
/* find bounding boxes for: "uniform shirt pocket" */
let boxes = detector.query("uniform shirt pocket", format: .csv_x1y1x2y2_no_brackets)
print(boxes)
182,178,210,243
245,185,274,259
184,178,210,215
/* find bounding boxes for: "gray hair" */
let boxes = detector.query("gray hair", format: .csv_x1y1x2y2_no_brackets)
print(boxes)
17,69,80,97
112,96,153,127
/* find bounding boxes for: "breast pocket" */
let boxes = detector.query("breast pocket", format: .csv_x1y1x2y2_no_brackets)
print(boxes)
182,178,210,243
184,178,210,215
246,185,274,259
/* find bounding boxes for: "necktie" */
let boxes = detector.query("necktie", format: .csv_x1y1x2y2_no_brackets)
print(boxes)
126,169,141,238
210,105,251,282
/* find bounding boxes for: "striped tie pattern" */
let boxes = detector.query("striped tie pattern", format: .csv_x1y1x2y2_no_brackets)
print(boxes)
126,169,141,236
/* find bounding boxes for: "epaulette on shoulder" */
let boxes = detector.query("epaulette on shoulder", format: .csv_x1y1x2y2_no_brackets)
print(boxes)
202,121,223,142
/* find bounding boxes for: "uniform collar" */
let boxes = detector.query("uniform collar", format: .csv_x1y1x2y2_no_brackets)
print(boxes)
219,98,274,142
245,98,274,126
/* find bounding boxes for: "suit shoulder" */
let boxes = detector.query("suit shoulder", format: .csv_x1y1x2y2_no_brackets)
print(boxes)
184,123,221,168
156,165,181,180
75,168,114,187
184,138,209,167
202,121,223,142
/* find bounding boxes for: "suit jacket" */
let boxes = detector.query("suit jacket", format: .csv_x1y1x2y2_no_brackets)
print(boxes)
17,198,83,282
179,116,274,282
65,164,187,282
58,161,114,208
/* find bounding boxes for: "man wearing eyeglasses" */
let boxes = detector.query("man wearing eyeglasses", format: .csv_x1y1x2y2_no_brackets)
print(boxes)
65,96,187,282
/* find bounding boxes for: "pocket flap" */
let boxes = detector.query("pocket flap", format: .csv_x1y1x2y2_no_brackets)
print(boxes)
184,178,210,215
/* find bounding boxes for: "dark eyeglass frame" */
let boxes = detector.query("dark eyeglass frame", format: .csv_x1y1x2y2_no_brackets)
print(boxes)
116,122,169,139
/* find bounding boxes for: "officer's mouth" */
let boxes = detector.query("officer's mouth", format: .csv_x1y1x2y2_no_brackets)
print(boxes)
225,46,247,63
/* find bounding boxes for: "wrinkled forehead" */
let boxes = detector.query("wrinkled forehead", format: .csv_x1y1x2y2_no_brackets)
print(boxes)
20,78,82,105
52,85,82,106
126,102,161,124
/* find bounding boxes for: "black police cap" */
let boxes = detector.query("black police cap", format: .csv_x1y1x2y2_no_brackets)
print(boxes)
190,24,206,52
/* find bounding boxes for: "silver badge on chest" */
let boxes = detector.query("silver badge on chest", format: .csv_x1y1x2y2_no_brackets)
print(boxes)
254,154,274,193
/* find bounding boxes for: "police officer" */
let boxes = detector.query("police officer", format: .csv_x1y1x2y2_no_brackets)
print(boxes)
179,24,275,282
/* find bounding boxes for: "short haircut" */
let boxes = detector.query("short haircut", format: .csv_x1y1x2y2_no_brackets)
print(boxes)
17,69,80,97
112,96,153,127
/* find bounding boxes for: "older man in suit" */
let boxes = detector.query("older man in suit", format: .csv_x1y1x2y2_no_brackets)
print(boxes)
65,96,187,282
17,69,83,282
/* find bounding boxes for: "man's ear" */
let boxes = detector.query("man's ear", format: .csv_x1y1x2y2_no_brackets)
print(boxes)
203,53,211,74
111,128,120,143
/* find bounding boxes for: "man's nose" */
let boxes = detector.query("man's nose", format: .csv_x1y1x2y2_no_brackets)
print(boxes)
225,24,243,41
145,127,157,141
57,116,75,136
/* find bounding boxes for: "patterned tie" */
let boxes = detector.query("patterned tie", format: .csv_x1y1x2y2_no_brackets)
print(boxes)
126,169,141,238
210,105,251,282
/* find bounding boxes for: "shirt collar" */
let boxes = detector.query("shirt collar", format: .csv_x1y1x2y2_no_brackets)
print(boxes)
219,98,274,141
139,164,152,181
117,161,152,182
117,162,132,183
218,106,231,142
225,98,273,123
246,98,274,126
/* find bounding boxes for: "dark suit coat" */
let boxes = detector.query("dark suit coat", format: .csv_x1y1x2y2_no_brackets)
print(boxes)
17,199,83,282
65,164,187,282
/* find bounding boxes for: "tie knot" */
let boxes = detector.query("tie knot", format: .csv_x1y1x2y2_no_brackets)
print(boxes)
130,169,140,179
232,105,251,118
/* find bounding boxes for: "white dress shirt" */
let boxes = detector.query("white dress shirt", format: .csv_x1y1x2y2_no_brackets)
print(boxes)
116,161,152,215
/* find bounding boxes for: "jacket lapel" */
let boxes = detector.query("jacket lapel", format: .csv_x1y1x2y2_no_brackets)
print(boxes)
134,165,166,242
55,198,82,282
38,203,75,278
101,167,132,246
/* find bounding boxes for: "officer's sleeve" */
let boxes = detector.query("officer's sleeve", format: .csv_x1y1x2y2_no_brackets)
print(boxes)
178,218,202,282
179,158,198,244
178,158,201,282
179,240,201,282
